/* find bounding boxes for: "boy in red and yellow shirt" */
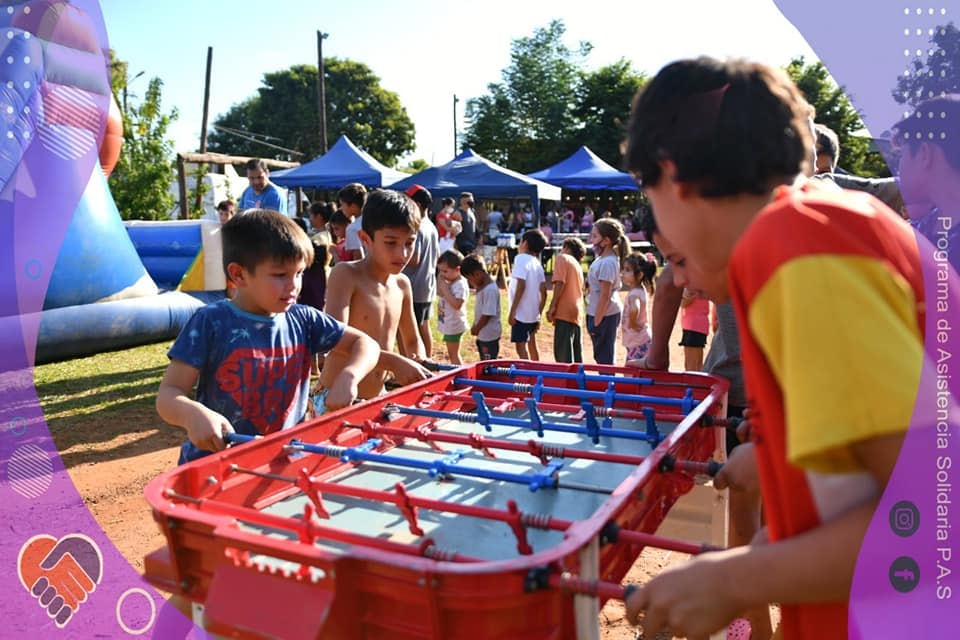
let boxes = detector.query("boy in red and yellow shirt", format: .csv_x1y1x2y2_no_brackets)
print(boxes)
622,56,927,639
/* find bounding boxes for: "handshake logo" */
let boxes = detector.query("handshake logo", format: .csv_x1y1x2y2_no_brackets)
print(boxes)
17,534,103,627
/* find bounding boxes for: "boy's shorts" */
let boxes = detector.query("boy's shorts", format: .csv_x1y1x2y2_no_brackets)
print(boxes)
625,342,650,362
311,385,330,417
443,332,463,343
477,339,500,360
413,302,431,324
678,329,707,348
510,321,539,343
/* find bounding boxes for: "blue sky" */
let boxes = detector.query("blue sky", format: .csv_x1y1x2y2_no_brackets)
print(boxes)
100,0,818,166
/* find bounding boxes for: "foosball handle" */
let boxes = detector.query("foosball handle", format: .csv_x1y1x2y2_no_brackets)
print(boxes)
421,360,459,372
225,433,259,446
546,571,641,602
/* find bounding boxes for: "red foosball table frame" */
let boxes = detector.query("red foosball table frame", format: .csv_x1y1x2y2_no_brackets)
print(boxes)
144,360,729,639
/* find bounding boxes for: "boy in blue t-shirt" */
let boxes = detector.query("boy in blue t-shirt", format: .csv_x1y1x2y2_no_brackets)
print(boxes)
157,209,379,464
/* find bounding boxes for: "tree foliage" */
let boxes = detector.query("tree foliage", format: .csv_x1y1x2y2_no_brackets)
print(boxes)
785,57,890,177
576,60,646,168
399,158,429,174
894,22,959,106
207,59,416,166
108,51,177,220
463,20,644,174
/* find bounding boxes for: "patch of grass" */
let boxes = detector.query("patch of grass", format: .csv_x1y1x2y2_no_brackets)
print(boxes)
34,342,179,463
34,342,170,420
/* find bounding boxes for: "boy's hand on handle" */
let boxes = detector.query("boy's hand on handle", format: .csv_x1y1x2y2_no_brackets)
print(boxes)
737,407,755,443
625,356,667,370
392,355,432,386
625,551,744,640
713,442,760,495
323,373,360,412
185,407,234,453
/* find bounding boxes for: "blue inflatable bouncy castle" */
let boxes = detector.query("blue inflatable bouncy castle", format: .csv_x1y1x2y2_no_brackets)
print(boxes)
0,1,220,365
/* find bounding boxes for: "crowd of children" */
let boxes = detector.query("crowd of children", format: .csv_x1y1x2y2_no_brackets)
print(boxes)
161,186,691,458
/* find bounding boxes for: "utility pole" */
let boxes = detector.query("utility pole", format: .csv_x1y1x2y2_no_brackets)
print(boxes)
122,70,144,114
453,94,459,157
199,47,212,155
195,46,213,216
317,30,329,153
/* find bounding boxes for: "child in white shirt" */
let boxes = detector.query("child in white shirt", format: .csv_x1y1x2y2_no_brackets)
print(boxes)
437,249,468,364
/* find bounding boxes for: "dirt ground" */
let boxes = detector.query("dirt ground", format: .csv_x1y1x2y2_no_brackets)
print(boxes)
49,304,709,640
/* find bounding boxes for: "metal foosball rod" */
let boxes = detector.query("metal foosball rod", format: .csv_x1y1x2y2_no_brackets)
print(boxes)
386,394,662,443
341,419,721,476
454,376,697,414
226,433,614,494
482,364,714,391
419,390,742,430
161,487,480,562
219,461,720,557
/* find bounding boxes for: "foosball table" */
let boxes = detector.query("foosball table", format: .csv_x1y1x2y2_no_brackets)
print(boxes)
144,360,731,639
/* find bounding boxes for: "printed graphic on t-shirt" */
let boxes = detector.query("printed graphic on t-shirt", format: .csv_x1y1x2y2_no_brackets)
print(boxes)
215,345,310,432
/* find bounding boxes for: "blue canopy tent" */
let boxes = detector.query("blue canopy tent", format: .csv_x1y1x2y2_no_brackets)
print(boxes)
390,148,561,213
271,135,407,189
527,145,639,191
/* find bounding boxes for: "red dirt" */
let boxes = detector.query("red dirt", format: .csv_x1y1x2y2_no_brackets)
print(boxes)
50,313,704,639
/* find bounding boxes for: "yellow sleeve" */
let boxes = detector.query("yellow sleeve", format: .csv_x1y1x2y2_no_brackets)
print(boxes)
748,255,923,472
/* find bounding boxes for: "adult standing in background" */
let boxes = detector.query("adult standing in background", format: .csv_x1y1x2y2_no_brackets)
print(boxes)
402,184,440,358
487,204,503,242
239,159,286,214
455,191,478,255
892,95,960,269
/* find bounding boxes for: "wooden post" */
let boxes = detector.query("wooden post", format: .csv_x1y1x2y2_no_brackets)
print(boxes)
573,537,600,640
194,46,213,217
177,154,189,219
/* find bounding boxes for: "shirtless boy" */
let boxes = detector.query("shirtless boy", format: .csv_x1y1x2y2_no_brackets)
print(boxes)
322,189,431,399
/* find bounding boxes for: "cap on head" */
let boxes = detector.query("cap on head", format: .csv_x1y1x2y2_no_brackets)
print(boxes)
404,184,433,209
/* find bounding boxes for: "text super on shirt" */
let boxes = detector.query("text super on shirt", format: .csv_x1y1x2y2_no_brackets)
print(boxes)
169,299,344,463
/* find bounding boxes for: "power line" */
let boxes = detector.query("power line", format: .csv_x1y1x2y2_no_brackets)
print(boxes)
211,124,304,157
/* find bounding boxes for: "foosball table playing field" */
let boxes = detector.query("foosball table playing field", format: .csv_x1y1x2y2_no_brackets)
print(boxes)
144,360,733,639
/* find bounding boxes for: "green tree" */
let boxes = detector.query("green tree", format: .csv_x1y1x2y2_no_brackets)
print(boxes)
894,22,959,106
576,59,646,167
399,158,430,174
108,53,177,220
786,57,889,177
463,21,645,173
207,59,416,166
463,20,591,173
463,85,517,166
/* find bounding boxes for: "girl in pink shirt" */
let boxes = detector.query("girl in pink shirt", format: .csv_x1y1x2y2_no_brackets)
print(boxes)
679,290,710,371
620,254,657,363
